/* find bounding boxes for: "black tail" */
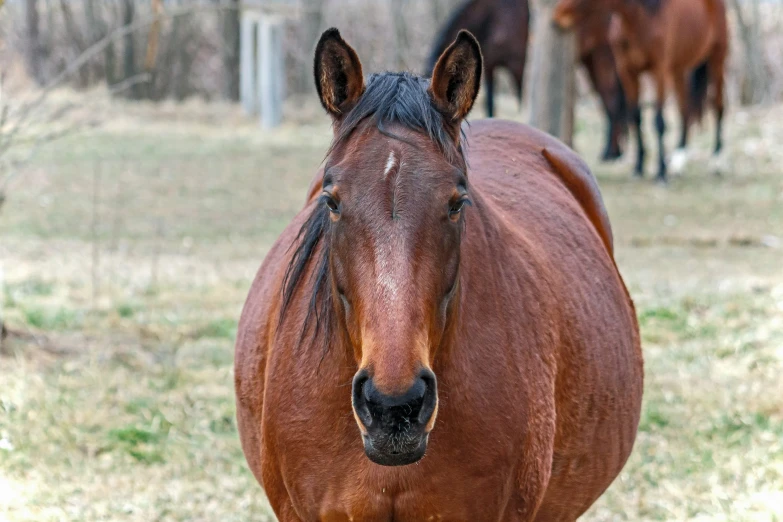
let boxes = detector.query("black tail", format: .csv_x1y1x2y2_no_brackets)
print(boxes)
689,61,709,123
424,0,480,77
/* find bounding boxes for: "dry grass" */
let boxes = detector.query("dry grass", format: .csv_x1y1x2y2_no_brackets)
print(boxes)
1,90,783,521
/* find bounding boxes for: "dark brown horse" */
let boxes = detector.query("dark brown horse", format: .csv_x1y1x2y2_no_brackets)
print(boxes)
426,0,627,161
235,28,643,521
554,0,729,181
425,0,530,120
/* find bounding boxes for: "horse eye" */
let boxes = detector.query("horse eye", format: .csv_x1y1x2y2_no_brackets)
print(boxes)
449,197,470,219
324,195,340,214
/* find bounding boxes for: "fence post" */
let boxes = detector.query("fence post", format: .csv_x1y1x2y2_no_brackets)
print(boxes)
258,15,284,129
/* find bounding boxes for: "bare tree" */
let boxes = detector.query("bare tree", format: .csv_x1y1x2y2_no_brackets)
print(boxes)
391,0,409,70
221,0,241,100
25,0,45,85
528,0,576,145
59,0,91,86
143,0,163,99
731,0,770,105
120,0,141,99
294,0,325,93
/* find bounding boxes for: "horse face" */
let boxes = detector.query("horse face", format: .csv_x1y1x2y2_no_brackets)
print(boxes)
323,127,467,466
313,29,481,466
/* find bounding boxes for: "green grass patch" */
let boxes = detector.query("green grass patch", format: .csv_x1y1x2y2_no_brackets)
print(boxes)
115,301,138,319
194,318,237,340
22,306,83,331
108,419,171,465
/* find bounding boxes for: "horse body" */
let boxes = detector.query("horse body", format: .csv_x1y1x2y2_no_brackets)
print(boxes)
236,119,642,521
556,0,728,180
236,29,642,522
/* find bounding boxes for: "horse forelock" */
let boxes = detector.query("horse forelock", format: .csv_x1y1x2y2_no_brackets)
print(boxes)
330,72,465,167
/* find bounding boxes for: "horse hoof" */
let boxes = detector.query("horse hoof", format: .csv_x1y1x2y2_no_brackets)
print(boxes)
669,148,688,176
654,175,668,186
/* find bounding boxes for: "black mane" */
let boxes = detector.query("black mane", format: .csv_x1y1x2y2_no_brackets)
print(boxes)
332,72,464,165
280,71,465,350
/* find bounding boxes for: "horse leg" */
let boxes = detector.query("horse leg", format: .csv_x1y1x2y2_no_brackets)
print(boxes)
485,66,495,118
590,47,625,162
707,48,727,176
653,71,668,183
709,52,726,155
607,78,628,162
582,52,612,161
670,70,690,175
512,59,526,113
623,74,645,177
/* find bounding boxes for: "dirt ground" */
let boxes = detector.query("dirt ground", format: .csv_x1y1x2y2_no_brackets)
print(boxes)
1,89,782,521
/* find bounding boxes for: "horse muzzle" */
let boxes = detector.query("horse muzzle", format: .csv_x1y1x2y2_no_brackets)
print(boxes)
351,368,438,466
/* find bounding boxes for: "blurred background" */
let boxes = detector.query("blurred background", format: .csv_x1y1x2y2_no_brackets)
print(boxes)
0,0,782,520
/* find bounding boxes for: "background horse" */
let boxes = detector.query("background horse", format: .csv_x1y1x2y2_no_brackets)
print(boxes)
425,0,530,119
427,0,627,161
555,0,729,181
235,28,643,520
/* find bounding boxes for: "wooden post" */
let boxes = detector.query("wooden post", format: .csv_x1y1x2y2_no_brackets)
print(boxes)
258,15,284,129
528,0,576,146
240,12,257,114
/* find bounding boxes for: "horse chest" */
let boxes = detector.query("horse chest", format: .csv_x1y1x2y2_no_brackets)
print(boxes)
271,430,524,521
297,477,516,522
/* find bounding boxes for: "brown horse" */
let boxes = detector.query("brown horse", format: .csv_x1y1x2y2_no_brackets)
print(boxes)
426,0,627,161
554,0,729,182
425,0,530,119
235,28,643,521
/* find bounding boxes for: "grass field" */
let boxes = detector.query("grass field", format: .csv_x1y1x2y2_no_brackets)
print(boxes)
1,90,783,521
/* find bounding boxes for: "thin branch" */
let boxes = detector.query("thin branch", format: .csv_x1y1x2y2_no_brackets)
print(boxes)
106,72,153,96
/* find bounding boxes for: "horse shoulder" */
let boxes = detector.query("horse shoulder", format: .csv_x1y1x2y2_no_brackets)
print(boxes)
235,198,318,419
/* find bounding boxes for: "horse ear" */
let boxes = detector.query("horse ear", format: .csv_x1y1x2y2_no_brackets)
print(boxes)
428,30,483,123
314,28,365,118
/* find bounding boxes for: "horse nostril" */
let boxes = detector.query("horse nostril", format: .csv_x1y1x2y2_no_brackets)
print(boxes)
352,370,373,428
417,369,437,425
362,376,375,403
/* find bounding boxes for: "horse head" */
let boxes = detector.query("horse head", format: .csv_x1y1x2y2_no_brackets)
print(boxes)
310,28,482,466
